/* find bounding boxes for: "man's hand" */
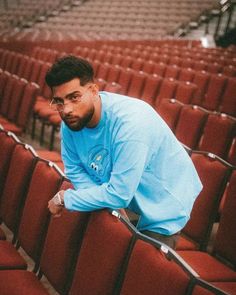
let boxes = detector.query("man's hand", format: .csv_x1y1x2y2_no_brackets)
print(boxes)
48,190,65,217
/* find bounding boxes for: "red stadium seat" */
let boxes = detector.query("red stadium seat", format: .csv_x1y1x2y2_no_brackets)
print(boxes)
197,113,235,159
0,143,37,243
178,170,236,282
69,210,136,295
156,99,183,131
120,236,197,295
177,152,231,251
127,71,147,98
201,74,227,111
219,77,236,116
175,105,208,149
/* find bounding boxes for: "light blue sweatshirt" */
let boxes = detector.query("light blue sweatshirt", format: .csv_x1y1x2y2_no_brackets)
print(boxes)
62,92,202,235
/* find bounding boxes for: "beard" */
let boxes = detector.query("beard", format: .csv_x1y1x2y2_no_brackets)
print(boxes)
62,108,94,131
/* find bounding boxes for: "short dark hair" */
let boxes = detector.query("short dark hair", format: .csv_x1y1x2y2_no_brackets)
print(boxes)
45,55,94,88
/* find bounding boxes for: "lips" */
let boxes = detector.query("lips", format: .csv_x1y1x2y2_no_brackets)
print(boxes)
65,116,78,124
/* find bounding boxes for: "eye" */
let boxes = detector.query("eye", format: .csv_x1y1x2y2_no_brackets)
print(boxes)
69,94,82,102
53,98,64,105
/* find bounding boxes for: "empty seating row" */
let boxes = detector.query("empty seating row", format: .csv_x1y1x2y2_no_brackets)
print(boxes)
1,47,235,117
17,0,217,40
157,99,236,165
74,45,236,69
0,128,235,295
1,48,235,164
0,70,39,136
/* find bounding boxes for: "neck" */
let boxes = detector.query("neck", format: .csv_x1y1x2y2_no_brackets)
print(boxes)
87,94,101,128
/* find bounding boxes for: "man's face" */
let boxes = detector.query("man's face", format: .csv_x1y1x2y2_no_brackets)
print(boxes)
52,78,96,131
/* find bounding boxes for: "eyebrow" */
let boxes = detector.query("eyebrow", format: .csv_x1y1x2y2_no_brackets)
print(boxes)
53,90,82,101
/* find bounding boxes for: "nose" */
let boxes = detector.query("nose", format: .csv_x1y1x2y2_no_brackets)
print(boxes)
63,101,73,114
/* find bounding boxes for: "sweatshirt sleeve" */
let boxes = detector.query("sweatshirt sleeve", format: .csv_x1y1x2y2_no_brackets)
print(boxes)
64,140,149,211
61,126,97,190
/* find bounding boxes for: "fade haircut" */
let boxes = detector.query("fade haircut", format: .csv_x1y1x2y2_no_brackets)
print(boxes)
45,55,94,88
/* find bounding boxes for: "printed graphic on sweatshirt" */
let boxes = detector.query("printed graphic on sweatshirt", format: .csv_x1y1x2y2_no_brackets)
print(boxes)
88,145,110,178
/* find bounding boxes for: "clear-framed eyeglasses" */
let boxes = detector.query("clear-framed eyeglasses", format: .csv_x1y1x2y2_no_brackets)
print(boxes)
50,86,92,113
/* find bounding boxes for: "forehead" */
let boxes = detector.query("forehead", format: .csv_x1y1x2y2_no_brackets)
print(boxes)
52,78,83,98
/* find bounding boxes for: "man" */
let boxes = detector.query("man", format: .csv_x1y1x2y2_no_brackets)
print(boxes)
47,55,202,249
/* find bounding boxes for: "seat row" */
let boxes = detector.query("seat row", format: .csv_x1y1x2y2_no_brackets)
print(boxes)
73,45,236,69
0,70,39,136
99,43,236,60
157,99,236,166
0,127,235,295
1,47,235,118
1,51,235,161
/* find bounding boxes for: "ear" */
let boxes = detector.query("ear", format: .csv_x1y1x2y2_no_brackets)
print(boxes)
92,83,99,93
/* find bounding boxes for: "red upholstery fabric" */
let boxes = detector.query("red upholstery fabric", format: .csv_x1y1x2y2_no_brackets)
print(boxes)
7,78,27,122
178,68,195,82
164,65,180,79
207,63,223,74
120,56,133,68
0,240,27,269
104,82,122,94
0,144,36,235
192,285,222,295
222,65,236,77
0,270,48,295
182,153,229,247
227,138,236,166
155,78,178,107
36,150,62,162
34,99,49,113
219,77,236,116
117,68,134,95
21,58,35,81
175,105,208,149
0,227,6,240
140,74,162,106
198,113,235,159
156,99,183,131
177,251,236,281
0,122,22,135
17,160,62,264
191,71,210,104
37,108,56,119
127,71,147,98
0,131,18,197
47,113,61,125
96,63,110,80
106,65,121,83
120,239,190,295
0,75,16,117
69,210,133,295
202,74,227,111
40,203,89,294
214,171,236,266
175,81,198,104
30,60,43,84
153,62,167,77
213,282,236,294
193,60,208,72
176,235,199,251
142,60,155,74
16,82,39,128
131,58,144,71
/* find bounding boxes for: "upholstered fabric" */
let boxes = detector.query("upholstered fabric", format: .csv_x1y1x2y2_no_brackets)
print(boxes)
178,251,236,281
0,240,27,269
0,270,48,295
120,239,190,295
69,210,133,295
